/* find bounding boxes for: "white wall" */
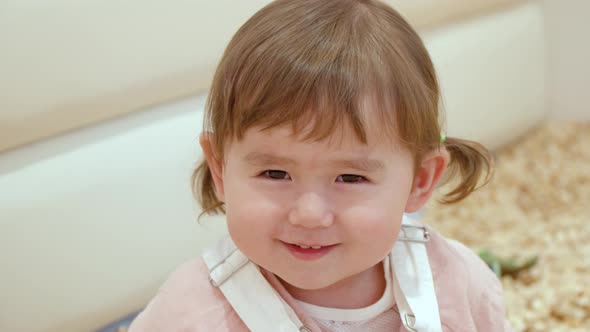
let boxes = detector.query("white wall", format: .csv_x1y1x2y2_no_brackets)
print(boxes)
0,96,228,332
544,0,590,120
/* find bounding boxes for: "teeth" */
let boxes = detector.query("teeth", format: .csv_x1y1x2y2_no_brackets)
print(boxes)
296,245,323,249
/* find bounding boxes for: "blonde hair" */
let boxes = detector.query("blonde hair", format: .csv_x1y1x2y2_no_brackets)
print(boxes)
193,0,493,215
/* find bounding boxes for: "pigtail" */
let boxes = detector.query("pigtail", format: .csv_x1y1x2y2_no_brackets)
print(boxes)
439,136,494,204
192,159,225,218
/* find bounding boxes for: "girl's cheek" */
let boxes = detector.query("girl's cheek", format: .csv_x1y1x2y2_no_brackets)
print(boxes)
232,183,287,214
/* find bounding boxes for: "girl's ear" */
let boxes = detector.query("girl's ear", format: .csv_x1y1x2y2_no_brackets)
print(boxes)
405,149,450,213
200,132,225,202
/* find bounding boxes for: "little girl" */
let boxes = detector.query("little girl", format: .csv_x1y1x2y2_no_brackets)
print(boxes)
129,0,513,331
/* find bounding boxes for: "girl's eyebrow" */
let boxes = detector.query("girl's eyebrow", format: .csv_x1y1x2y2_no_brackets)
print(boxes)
334,158,385,172
244,152,296,167
243,152,385,172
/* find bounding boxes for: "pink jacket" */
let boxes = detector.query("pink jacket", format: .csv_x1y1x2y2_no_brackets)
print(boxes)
128,228,513,332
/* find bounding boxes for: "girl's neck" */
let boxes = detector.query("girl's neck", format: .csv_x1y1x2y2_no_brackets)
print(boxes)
280,262,385,309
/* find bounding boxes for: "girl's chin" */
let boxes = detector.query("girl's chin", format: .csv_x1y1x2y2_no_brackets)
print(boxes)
276,272,338,291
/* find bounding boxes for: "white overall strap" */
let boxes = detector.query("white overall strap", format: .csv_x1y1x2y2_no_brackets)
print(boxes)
202,236,311,332
390,215,443,332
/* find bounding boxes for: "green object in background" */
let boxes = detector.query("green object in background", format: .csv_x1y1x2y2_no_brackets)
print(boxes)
478,249,539,278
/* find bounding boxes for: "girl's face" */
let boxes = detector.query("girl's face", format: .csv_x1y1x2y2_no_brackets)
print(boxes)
210,120,422,292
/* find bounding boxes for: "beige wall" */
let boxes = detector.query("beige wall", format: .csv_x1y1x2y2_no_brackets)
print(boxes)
544,0,590,120
0,0,523,153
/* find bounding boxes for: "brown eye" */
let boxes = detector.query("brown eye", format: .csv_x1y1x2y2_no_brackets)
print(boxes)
263,170,291,180
337,174,365,183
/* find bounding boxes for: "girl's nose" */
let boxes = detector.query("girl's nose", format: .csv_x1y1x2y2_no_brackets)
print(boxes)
288,192,334,228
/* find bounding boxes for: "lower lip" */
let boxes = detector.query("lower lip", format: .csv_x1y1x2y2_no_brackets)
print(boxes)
283,242,337,261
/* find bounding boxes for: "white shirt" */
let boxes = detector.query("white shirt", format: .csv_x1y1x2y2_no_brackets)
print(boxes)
295,258,396,332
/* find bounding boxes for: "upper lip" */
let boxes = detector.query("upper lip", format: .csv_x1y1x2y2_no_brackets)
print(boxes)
283,240,337,247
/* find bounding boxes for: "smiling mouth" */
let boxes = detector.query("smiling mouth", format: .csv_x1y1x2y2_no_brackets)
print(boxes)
282,241,337,249
293,244,327,249
281,241,338,260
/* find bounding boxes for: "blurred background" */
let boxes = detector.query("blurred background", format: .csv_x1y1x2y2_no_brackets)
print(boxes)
0,0,588,331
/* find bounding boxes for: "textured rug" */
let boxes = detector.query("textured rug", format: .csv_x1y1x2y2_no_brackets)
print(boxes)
423,122,590,332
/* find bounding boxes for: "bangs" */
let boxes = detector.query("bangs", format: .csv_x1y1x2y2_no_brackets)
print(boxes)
232,49,385,145
206,0,439,155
